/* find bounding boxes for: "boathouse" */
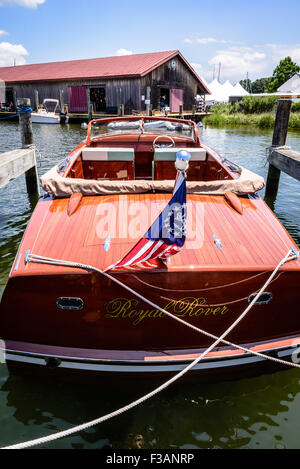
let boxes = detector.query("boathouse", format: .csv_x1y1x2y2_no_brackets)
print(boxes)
0,50,209,115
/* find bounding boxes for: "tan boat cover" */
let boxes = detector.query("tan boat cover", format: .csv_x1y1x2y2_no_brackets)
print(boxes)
41,165,265,197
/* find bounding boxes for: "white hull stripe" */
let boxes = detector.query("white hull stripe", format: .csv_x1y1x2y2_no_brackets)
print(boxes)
5,347,294,373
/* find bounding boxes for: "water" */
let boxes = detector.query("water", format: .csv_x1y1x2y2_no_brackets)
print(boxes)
0,121,300,449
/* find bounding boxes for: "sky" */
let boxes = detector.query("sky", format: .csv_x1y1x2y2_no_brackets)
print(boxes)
0,0,299,84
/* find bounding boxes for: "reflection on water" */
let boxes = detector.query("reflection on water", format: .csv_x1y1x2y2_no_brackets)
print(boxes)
0,121,300,449
1,365,300,449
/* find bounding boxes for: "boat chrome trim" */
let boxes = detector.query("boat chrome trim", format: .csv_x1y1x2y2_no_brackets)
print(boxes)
56,297,84,311
248,292,273,305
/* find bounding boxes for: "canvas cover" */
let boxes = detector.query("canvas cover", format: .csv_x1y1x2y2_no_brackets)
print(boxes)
41,165,265,197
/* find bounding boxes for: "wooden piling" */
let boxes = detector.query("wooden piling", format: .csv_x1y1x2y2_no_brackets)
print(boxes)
86,88,92,121
117,88,122,116
60,89,65,112
265,99,292,201
34,90,39,111
146,86,151,116
17,98,39,195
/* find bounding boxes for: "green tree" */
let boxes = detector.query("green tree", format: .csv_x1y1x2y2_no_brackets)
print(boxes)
266,56,300,92
251,77,272,93
239,79,252,92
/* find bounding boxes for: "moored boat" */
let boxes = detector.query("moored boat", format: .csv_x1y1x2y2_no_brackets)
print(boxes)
0,116,299,379
31,99,69,124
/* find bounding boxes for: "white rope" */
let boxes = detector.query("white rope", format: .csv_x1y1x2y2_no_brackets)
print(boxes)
2,248,297,449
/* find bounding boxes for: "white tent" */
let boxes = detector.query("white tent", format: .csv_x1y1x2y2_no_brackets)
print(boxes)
222,80,237,99
205,79,249,104
278,74,300,93
232,82,249,96
205,79,228,103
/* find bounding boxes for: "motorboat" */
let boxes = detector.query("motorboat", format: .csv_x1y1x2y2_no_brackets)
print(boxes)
0,116,299,379
31,99,69,124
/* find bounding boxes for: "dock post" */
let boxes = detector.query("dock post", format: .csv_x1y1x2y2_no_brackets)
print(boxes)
265,99,292,202
17,98,39,196
87,88,93,121
146,86,151,116
117,88,122,116
13,90,17,112
179,105,183,118
34,90,39,111
60,89,65,112
120,104,125,116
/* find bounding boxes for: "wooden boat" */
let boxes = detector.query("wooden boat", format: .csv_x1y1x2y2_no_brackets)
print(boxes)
0,116,299,380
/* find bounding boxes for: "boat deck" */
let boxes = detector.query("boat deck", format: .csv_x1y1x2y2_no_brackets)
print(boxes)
11,192,300,278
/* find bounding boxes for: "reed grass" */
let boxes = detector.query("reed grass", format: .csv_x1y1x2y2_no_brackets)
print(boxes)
204,102,300,129
203,97,300,129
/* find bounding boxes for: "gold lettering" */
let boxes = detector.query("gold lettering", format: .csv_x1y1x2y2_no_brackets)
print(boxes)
104,297,230,325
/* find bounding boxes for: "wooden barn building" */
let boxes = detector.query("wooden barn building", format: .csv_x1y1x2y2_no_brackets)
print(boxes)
0,50,209,115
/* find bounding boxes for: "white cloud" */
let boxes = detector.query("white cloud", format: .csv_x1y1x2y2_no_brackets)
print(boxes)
266,43,300,64
0,0,45,8
0,30,8,36
208,49,268,80
0,41,29,67
190,62,204,76
116,48,133,56
184,37,242,45
196,38,232,45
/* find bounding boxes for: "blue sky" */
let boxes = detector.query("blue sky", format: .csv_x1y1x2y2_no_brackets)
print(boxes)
0,0,299,83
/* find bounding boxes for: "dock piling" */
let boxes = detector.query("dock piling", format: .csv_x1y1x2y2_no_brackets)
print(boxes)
34,90,39,111
17,98,40,196
265,99,292,201
265,99,300,204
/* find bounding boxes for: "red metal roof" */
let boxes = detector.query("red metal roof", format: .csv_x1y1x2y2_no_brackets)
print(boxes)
0,50,209,92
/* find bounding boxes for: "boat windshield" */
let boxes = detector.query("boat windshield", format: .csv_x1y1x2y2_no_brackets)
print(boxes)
89,119,195,142
43,99,59,113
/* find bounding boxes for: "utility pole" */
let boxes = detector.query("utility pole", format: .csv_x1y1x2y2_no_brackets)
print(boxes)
218,62,221,82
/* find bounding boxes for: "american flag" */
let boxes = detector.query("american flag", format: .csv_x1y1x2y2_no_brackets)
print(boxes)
106,172,187,271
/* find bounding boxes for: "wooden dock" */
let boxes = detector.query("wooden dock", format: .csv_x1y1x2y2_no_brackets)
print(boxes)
67,110,210,123
265,99,300,201
0,148,39,193
0,110,210,124
0,99,39,196
0,111,18,121
268,147,300,182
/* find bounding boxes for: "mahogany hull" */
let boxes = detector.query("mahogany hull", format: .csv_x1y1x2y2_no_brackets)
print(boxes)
1,269,300,351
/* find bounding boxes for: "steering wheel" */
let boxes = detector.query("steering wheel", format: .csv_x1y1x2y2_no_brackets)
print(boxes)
153,135,176,149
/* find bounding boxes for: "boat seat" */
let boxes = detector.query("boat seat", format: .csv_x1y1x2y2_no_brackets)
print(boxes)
153,147,207,180
81,147,135,180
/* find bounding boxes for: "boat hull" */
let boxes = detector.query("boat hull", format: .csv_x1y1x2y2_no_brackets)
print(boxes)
1,265,300,382
31,113,69,124
2,335,300,383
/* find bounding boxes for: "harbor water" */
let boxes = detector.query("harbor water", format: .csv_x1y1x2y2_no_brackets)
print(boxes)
0,121,300,449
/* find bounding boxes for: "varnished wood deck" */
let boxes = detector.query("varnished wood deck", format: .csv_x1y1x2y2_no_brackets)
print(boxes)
11,192,300,278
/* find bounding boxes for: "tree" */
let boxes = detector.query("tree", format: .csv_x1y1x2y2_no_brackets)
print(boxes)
251,77,272,94
239,79,252,93
266,56,300,93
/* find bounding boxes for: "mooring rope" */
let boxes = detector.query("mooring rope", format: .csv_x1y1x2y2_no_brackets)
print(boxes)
0,114,18,120
17,104,32,114
0,104,32,120
1,248,297,450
